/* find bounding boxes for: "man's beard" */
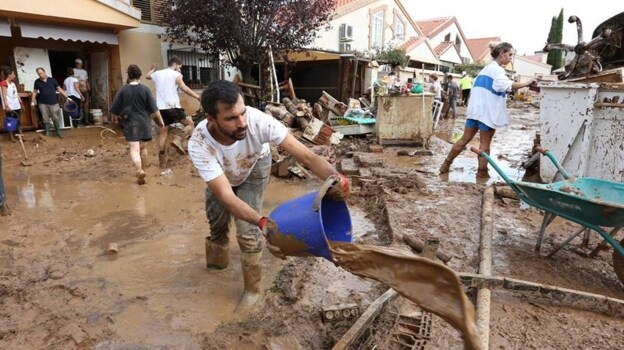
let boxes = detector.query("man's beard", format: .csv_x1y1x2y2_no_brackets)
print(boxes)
218,122,246,141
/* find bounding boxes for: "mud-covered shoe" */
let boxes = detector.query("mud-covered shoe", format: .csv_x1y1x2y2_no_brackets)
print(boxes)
171,136,186,155
136,169,147,185
476,167,490,178
0,203,10,216
439,159,453,174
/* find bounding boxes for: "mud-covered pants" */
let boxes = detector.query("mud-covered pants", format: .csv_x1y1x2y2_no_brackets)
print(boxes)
205,155,271,253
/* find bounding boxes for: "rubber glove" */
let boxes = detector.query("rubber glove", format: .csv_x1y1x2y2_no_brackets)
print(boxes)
326,174,350,201
259,217,287,260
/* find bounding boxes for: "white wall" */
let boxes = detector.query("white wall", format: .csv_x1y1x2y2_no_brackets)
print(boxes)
428,21,471,62
513,56,552,78
313,0,419,53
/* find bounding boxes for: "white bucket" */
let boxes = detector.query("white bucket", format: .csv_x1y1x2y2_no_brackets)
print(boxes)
90,109,103,124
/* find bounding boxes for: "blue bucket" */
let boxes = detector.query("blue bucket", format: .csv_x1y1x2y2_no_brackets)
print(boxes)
267,191,352,261
64,101,80,118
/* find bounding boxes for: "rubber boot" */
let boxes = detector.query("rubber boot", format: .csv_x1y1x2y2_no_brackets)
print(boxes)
205,238,229,270
439,145,463,174
171,135,186,155
44,124,50,136
158,151,167,169
234,251,262,313
52,120,63,138
9,132,16,142
0,203,10,216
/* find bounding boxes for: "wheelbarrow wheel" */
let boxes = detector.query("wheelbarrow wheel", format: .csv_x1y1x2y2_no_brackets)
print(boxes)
613,238,624,285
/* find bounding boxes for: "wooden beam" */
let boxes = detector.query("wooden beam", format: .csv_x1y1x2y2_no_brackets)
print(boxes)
459,272,624,318
476,186,494,350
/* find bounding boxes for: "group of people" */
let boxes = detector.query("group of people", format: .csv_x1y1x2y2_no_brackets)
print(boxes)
427,71,473,120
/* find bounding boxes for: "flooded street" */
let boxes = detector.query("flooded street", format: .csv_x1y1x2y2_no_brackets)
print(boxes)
0,105,622,349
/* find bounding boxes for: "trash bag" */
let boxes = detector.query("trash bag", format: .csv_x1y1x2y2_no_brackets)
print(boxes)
411,83,423,94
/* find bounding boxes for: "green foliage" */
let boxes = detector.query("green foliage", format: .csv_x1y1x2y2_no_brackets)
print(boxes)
546,9,564,71
374,45,410,68
454,63,484,77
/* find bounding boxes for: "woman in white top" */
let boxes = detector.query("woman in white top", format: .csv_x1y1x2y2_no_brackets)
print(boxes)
1,66,22,142
439,42,536,178
63,68,84,127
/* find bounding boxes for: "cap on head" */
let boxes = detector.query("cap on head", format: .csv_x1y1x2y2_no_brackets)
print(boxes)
75,58,83,65
462,71,466,76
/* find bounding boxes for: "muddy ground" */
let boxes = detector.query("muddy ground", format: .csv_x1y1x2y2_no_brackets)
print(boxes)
0,104,622,349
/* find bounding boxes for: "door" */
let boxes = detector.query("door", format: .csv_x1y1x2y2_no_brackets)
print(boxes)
90,51,110,123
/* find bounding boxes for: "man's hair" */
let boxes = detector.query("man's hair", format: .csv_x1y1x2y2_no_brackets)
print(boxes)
447,75,453,80
36,67,45,74
201,80,242,118
430,74,438,81
168,56,182,66
66,67,74,76
127,64,142,80
1,66,10,79
490,42,513,59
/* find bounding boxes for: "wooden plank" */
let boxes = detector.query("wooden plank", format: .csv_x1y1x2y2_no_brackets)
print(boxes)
476,186,494,350
331,288,399,350
459,272,624,318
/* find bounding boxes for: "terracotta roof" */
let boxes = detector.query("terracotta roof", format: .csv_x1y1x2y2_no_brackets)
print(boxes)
400,36,427,51
415,17,453,37
334,0,359,7
466,37,501,62
434,41,454,55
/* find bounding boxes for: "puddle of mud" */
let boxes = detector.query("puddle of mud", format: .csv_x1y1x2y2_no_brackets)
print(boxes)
1,171,377,348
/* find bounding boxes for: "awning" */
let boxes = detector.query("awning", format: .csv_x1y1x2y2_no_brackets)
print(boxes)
0,18,11,38
19,21,118,44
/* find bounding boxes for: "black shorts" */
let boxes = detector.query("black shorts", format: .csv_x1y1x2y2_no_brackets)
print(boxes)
160,108,186,126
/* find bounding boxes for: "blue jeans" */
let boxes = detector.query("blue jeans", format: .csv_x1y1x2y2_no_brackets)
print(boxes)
204,155,271,253
0,145,6,206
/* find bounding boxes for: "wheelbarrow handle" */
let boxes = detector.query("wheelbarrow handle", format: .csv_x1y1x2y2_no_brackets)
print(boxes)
534,146,548,155
470,146,482,155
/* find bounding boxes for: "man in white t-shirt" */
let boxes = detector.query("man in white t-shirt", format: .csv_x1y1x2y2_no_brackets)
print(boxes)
188,80,350,312
73,59,90,123
147,56,200,168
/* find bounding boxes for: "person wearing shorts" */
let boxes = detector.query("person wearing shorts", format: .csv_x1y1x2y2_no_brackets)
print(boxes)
110,65,164,185
146,56,200,168
439,42,536,178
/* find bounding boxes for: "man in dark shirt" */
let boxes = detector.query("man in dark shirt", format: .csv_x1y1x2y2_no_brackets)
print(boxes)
31,67,71,137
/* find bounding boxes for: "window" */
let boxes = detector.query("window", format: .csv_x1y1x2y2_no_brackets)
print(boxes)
371,11,384,49
395,15,405,41
132,0,166,23
167,49,219,89
444,33,451,42
455,35,462,51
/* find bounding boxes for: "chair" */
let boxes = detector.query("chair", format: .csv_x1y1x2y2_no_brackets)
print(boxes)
432,99,444,129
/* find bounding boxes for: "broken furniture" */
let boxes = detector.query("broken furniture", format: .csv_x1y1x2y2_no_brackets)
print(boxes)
375,94,434,147
471,146,624,285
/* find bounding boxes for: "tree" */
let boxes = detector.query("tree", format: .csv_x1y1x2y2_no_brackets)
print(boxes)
375,45,410,69
159,0,335,93
546,8,564,71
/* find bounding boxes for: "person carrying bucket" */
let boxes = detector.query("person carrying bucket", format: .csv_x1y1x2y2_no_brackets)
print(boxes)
63,67,84,128
187,80,350,313
1,66,22,142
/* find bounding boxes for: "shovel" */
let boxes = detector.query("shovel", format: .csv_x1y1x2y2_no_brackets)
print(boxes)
15,134,32,167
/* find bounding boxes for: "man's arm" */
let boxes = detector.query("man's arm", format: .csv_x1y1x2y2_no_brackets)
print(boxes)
175,75,200,100
279,133,338,180
56,86,70,99
31,90,38,106
207,174,263,226
1,86,9,111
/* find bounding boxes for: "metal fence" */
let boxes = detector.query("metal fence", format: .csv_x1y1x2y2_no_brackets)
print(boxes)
167,49,220,89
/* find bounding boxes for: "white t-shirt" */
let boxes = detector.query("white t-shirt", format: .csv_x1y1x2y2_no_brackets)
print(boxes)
430,81,442,99
73,68,89,91
151,68,182,109
188,107,289,186
63,77,81,98
2,81,21,110
466,61,514,130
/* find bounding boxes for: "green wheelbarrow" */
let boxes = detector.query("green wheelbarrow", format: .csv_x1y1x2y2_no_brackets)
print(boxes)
470,146,624,285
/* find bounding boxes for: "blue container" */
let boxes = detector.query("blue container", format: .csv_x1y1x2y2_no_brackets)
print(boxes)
267,191,352,261
64,101,80,117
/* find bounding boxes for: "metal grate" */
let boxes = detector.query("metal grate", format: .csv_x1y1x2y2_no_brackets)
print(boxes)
167,50,219,89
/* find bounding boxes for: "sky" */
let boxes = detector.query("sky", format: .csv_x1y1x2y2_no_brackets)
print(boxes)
403,0,619,55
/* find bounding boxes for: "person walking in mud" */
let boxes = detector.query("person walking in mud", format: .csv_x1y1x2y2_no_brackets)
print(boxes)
188,80,350,313
73,58,91,124
146,56,200,168
31,67,73,138
110,65,164,185
1,66,22,142
460,71,473,106
63,67,84,128
444,74,460,119
439,42,536,178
